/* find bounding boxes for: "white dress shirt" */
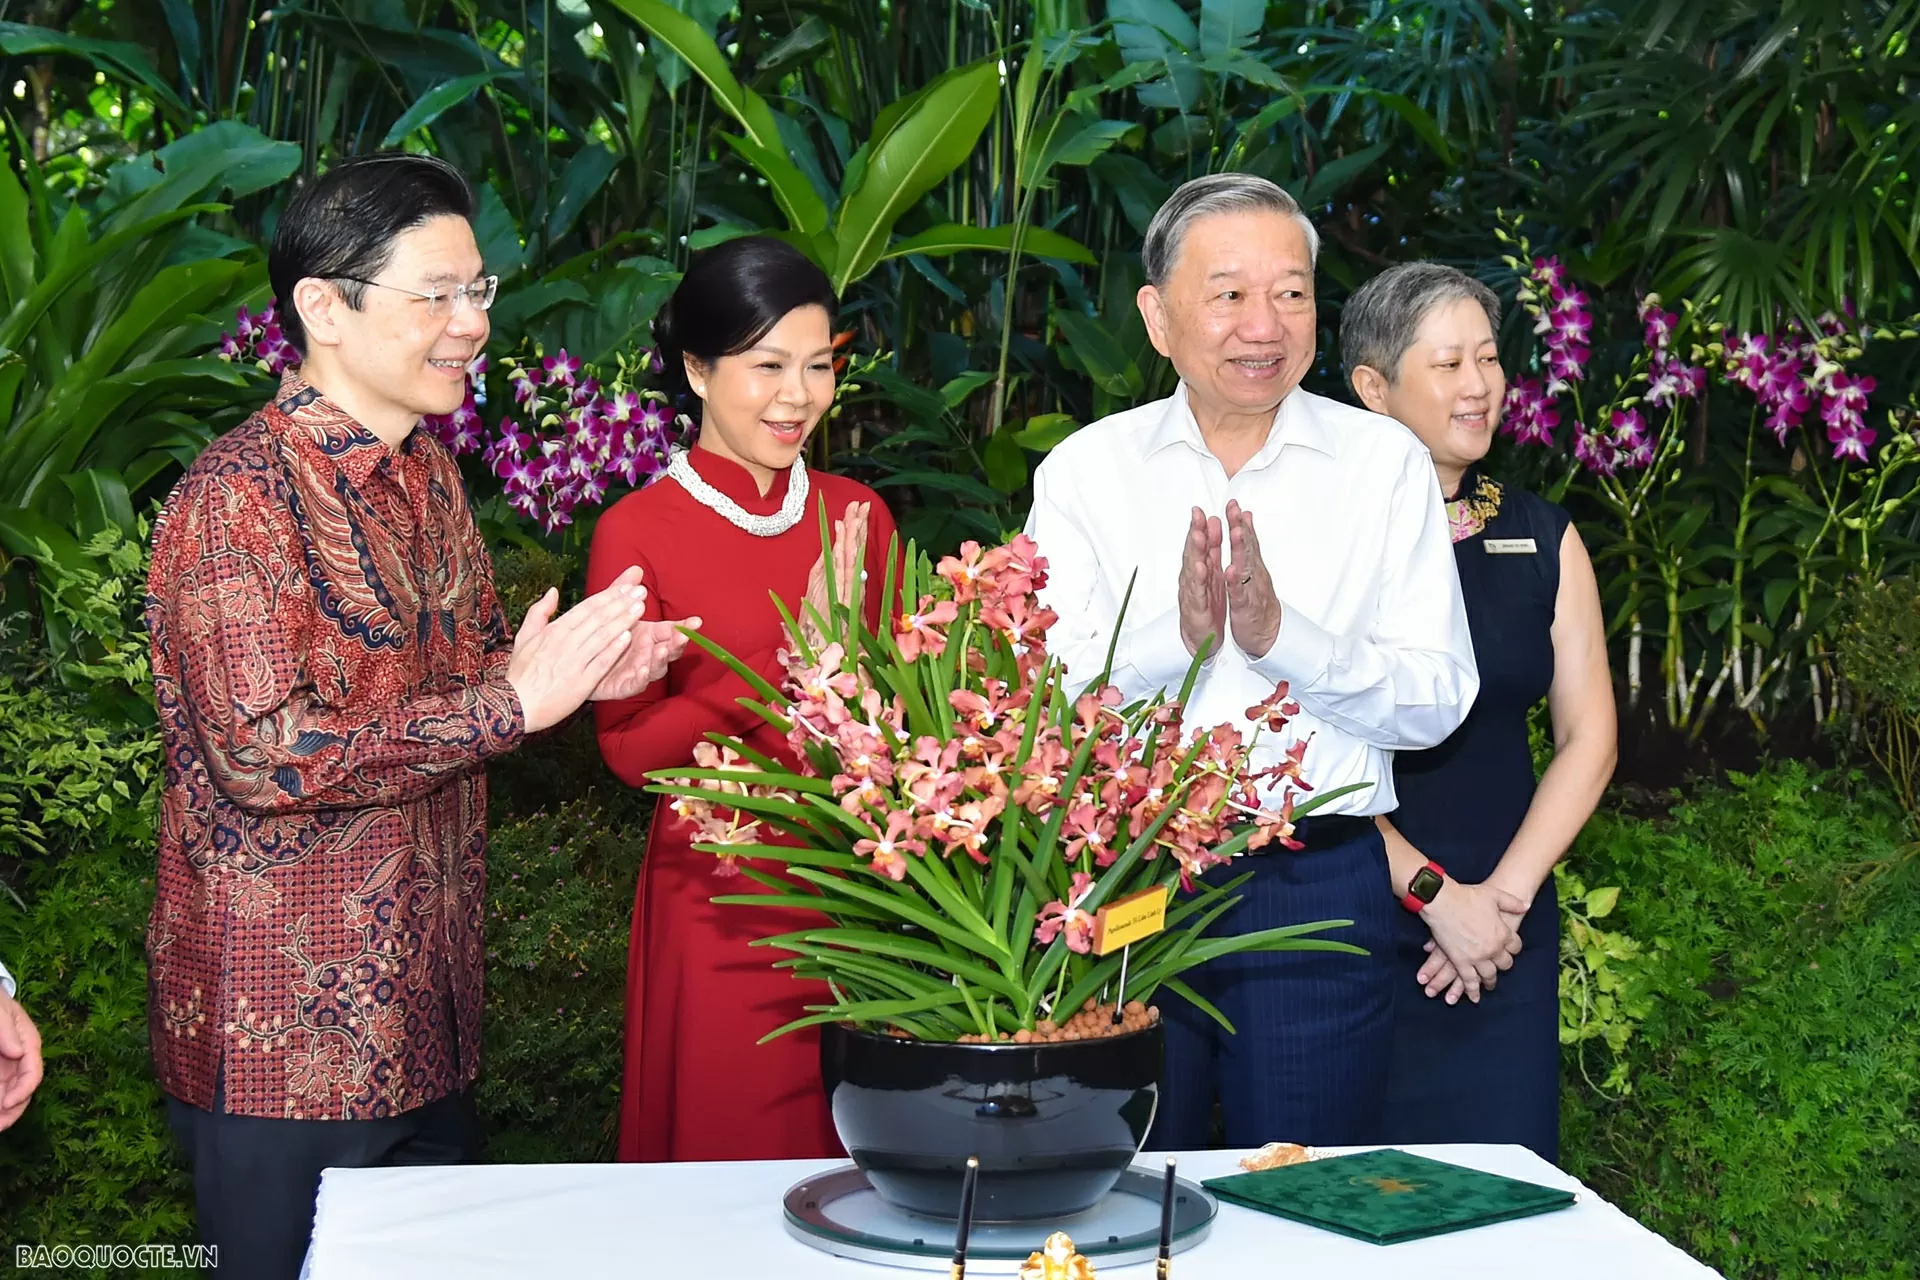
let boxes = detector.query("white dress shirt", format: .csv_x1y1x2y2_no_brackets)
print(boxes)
1025,383,1479,816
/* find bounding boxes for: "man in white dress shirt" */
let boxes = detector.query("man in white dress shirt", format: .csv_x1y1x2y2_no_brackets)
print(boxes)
1026,174,1479,1147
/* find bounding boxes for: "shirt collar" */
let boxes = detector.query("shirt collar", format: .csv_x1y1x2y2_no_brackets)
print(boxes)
1142,382,1339,466
683,442,794,513
269,371,414,489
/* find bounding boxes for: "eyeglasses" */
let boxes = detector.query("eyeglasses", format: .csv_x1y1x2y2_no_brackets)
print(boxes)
334,274,499,317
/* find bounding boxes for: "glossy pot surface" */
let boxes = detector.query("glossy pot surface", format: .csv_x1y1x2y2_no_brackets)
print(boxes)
819,1022,1162,1222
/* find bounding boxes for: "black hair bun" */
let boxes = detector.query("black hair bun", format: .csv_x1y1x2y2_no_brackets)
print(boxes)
649,236,836,409
649,299,691,400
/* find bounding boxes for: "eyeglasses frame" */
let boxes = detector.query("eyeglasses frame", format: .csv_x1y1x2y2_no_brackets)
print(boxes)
331,273,499,316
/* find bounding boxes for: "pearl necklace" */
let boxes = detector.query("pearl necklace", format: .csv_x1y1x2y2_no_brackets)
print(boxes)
666,447,810,537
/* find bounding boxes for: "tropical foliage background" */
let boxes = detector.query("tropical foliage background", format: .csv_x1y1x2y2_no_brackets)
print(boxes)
1,1,1916,1275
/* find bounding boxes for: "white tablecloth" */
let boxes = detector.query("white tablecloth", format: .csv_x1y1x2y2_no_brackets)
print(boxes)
307,1144,1721,1279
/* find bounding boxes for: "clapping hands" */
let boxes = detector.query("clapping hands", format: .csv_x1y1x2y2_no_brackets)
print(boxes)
1224,500,1282,659
801,501,870,648
590,613,701,703
507,566,697,731
1177,501,1283,659
1176,507,1227,658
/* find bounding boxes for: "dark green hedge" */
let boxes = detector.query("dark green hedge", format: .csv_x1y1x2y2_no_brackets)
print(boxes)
1561,763,1920,1279
477,792,647,1164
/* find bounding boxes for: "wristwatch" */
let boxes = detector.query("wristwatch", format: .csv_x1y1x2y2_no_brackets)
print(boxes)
1400,860,1446,914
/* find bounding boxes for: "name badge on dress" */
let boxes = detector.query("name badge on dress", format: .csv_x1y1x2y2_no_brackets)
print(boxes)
1484,538,1537,555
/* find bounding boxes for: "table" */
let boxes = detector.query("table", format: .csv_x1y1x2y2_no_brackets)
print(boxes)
307,1144,1722,1279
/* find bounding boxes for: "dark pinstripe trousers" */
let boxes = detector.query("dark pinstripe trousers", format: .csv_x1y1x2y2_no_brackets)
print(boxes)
1147,827,1398,1150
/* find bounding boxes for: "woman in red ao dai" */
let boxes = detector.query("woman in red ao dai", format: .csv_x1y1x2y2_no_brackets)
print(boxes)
588,238,896,1161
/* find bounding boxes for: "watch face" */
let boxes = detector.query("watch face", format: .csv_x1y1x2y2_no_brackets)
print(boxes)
1410,866,1444,903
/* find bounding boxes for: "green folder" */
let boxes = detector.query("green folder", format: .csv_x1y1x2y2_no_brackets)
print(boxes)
1201,1148,1576,1245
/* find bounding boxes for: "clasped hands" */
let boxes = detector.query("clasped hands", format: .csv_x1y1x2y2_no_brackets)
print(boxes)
1417,876,1531,1005
1177,500,1282,660
507,565,701,734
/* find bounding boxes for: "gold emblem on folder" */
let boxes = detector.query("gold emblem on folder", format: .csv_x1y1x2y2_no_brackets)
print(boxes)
1356,1175,1427,1196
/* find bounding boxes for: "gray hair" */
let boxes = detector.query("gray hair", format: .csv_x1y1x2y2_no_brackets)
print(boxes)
1141,173,1321,287
1339,262,1501,385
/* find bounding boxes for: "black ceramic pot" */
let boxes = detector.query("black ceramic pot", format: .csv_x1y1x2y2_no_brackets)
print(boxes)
819,1021,1163,1222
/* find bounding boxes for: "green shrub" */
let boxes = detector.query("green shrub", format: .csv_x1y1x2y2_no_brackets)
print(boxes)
0,526,160,868
0,526,194,1274
478,797,648,1163
1556,862,1659,1097
0,838,195,1272
1561,762,1920,1279
487,544,577,624
1835,574,1920,835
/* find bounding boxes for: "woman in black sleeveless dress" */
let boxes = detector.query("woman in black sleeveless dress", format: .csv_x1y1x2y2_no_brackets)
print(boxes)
1339,263,1617,1161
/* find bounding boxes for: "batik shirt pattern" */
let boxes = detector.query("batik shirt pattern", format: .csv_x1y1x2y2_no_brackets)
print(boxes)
146,373,524,1119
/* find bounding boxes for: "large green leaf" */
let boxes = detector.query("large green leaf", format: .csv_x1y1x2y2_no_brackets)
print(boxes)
69,258,258,387
602,0,827,237
1298,141,1389,208
60,469,135,539
1013,43,1048,146
1053,309,1144,398
1,358,253,510
1199,0,1266,55
830,59,1002,292
546,144,622,246
0,22,188,117
473,182,529,281
717,133,831,238
154,0,203,89
882,224,1096,266
1009,413,1082,451
844,65,963,197
755,16,834,76
0,206,215,355
600,0,782,150
0,136,33,314
380,73,508,148
1110,0,1201,111
1089,153,1171,236
100,123,300,225
1022,112,1140,192
0,505,90,574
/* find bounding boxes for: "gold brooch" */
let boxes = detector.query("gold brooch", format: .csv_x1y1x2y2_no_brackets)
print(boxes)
1446,474,1503,544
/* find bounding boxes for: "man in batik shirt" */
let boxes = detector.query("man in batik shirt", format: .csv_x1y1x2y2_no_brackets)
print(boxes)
146,153,692,1278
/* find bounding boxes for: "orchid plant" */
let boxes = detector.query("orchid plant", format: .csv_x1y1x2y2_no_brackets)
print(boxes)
650,533,1361,1044
1493,221,1920,736
482,350,682,532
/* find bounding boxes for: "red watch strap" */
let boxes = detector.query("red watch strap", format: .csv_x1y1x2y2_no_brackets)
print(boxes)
1400,860,1446,914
